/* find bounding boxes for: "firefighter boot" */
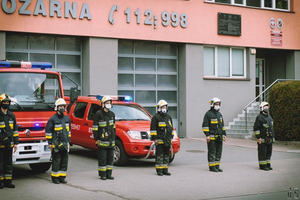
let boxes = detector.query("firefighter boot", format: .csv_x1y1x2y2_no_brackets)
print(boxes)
4,180,15,188
163,169,171,176
59,177,68,184
52,177,60,184
209,166,218,172
0,180,3,189
267,163,273,170
106,170,114,180
156,168,163,176
215,165,223,172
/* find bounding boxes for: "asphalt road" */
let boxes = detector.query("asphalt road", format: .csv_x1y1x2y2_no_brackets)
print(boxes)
1,138,300,200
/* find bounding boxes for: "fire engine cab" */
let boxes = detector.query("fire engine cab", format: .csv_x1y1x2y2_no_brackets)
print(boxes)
0,60,71,172
68,95,180,166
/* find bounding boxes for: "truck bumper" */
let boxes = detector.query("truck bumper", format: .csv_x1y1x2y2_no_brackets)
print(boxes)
124,139,180,157
13,141,52,165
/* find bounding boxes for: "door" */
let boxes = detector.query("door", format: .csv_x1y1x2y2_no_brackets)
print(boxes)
255,59,265,102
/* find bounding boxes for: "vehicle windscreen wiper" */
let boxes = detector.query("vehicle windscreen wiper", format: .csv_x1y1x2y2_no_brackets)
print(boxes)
11,101,23,110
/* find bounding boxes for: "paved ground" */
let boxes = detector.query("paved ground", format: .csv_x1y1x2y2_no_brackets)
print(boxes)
1,137,299,200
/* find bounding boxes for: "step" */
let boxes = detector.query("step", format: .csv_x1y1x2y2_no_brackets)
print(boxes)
226,132,252,139
232,121,255,125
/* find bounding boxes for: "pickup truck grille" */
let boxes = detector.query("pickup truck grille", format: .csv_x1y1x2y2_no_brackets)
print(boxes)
141,131,150,140
18,127,44,131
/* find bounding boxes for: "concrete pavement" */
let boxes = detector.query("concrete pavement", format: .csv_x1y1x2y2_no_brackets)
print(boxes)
193,137,300,153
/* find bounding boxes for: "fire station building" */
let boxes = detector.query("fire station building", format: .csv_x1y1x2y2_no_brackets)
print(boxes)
1,0,300,138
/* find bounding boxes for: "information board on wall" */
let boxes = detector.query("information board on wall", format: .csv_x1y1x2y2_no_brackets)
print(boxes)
218,12,241,36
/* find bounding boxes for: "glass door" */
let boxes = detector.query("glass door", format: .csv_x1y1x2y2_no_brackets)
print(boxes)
255,58,265,102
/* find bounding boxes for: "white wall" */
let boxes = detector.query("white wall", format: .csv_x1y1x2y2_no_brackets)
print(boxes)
179,44,256,138
0,32,5,60
82,37,118,96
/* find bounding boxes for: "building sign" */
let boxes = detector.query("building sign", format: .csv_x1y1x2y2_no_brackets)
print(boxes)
218,12,241,36
271,30,282,46
108,5,188,29
1,0,91,20
270,17,276,29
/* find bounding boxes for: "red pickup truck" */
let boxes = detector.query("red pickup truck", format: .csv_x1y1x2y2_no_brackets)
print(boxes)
67,95,180,166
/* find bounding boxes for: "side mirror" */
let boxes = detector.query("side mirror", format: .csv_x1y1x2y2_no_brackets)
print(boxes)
70,87,78,103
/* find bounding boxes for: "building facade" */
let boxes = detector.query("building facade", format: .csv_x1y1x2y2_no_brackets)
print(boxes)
1,0,300,137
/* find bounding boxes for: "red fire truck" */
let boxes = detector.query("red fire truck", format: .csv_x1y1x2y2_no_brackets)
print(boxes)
0,60,77,172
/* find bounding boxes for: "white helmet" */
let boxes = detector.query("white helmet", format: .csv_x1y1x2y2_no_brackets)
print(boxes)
54,98,67,111
101,96,113,108
209,97,221,107
156,99,168,112
259,102,269,111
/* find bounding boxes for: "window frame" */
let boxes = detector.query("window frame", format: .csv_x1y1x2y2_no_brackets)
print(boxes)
205,0,290,11
203,46,247,79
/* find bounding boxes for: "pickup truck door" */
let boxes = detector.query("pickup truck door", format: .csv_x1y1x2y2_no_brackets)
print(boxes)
70,102,89,147
86,103,102,149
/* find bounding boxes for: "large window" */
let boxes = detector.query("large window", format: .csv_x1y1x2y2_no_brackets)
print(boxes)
204,46,246,78
206,0,290,11
118,40,178,122
5,33,82,95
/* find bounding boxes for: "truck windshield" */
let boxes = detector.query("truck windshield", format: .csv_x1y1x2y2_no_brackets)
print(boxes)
111,105,151,121
0,72,62,111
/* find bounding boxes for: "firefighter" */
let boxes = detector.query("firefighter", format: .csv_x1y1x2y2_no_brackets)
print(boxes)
93,96,116,180
0,93,18,189
150,100,174,176
254,102,274,171
45,98,71,184
202,97,226,172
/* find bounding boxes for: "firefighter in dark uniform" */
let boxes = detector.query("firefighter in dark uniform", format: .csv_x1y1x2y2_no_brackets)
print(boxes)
46,98,71,184
0,94,18,189
150,100,174,176
202,97,226,172
254,102,274,171
93,96,116,180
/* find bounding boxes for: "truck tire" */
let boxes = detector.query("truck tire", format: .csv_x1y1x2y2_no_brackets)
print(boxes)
114,140,128,166
169,154,175,164
29,162,52,172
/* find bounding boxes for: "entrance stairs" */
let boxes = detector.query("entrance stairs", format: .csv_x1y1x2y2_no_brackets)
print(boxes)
225,102,260,139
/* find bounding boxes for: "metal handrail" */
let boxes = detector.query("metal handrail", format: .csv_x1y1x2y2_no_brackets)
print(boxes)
243,79,300,134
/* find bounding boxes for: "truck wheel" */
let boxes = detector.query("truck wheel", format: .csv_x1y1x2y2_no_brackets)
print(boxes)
29,163,52,172
169,154,175,164
114,140,128,166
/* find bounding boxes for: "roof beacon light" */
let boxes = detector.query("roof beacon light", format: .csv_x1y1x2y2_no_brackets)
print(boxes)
124,96,132,101
0,61,52,69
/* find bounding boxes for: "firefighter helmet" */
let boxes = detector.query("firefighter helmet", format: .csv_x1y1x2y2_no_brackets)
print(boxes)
156,99,168,111
54,98,67,111
209,97,221,107
0,93,11,104
101,96,113,108
259,102,269,111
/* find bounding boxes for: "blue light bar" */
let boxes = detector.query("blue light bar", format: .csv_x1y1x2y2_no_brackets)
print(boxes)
31,62,52,68
96,95,104,101
124,96,132,101
0,61,52,69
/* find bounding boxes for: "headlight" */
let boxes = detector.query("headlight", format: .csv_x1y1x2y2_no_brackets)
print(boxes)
127,131,142,140
44,145,51,151
173,130,179,139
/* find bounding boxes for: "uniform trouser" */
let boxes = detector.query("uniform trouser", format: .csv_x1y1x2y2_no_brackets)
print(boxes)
0,148,13,181
258,143,272,169
155,144,170,174
98,147,114,177
207,140,223,169
51,149,68,181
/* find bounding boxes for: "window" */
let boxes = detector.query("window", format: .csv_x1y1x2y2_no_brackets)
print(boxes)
74,102,88,119
204,46,246,78
205,0,290,11
6,33,82,95
88,104,101,120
